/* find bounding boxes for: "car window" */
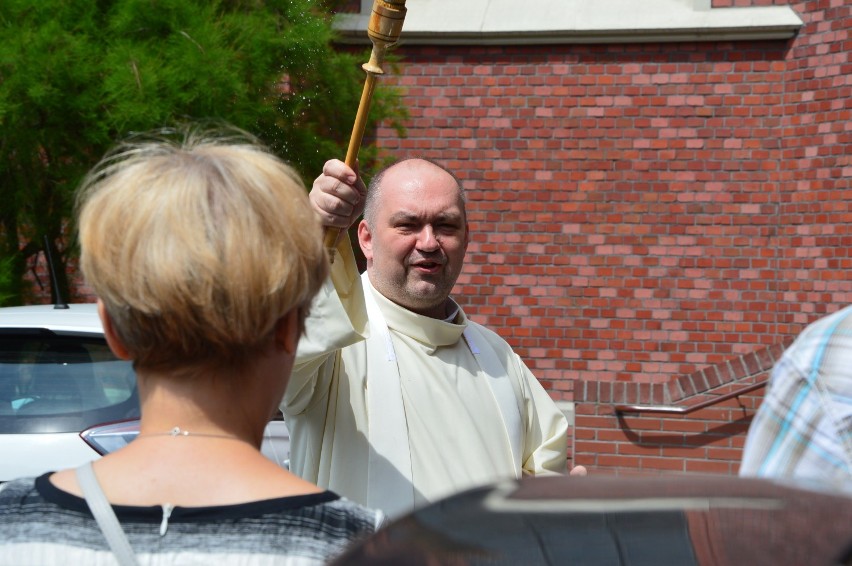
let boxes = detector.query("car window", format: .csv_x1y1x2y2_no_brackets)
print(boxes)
0,332,139,433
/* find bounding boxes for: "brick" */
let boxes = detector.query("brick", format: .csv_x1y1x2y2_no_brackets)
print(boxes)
619,416,665,431
619,443,663,457
685,460,735,474
596,455,641,469
640,457,686,472
662,447,709,460
574,441,618,455
574,415,620,430
706,447,746,461
658,419,709,434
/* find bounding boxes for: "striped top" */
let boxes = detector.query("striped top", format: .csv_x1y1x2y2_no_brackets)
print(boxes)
0,473,383,565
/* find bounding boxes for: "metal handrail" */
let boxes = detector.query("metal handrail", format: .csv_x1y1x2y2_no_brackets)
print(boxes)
614,379,767,415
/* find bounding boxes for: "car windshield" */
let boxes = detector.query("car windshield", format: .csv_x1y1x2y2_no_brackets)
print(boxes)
0,330,139,433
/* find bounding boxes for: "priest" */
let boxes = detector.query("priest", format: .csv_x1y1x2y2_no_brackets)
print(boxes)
281,157,572,518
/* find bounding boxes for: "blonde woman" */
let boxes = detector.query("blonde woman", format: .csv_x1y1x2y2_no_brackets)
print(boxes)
0,127,383,565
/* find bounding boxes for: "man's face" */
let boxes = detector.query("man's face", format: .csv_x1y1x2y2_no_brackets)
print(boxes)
358,160,469,319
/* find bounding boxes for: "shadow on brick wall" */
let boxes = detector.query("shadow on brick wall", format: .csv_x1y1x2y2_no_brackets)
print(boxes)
572,339,793,476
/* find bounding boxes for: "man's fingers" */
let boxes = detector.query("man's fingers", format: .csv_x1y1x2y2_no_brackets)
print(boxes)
328,179,362,206
314,194,357,228
321,182,360,213
314,173,362,206
322,158,358,186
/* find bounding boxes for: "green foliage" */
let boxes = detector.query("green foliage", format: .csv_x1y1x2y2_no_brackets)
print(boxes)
0,254,14,306
0,0,407,303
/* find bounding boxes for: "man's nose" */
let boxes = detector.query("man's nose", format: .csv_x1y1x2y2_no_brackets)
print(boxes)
416,226,439,251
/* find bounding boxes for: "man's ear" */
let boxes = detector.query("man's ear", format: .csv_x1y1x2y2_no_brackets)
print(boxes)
357,219,374,262
97,300,132,360
273,308,299,355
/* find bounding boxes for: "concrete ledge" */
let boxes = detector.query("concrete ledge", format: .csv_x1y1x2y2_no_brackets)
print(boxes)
334,0,803,45
556,401,575,428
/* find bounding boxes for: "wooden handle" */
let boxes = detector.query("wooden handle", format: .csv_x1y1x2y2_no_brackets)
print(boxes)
323,76,378,261
324,0,408,263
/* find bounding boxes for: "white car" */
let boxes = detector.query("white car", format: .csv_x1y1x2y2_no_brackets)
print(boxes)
0,303,289,482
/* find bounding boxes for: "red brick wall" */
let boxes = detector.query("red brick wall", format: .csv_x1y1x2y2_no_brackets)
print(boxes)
374,1,850,387
361,1,850,473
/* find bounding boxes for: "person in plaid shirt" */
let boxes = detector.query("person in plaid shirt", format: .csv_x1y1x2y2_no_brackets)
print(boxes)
740,304,852,492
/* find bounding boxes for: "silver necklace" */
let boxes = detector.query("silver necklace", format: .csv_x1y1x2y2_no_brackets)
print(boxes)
136,426,242,440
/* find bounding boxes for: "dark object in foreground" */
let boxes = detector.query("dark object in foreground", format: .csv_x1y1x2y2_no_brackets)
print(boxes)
334,474,852,566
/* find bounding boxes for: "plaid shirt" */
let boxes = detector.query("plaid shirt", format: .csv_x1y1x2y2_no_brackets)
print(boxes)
740,304,852,492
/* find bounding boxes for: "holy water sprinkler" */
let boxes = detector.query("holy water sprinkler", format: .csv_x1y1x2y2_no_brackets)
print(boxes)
324,0,408,263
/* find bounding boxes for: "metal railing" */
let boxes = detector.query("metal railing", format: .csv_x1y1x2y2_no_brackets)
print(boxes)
613,380,767,415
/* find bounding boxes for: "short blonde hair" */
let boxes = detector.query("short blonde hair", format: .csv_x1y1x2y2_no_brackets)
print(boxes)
76,126,327,374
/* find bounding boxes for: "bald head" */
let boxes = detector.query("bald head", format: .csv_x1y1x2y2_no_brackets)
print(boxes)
363,158,466,228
